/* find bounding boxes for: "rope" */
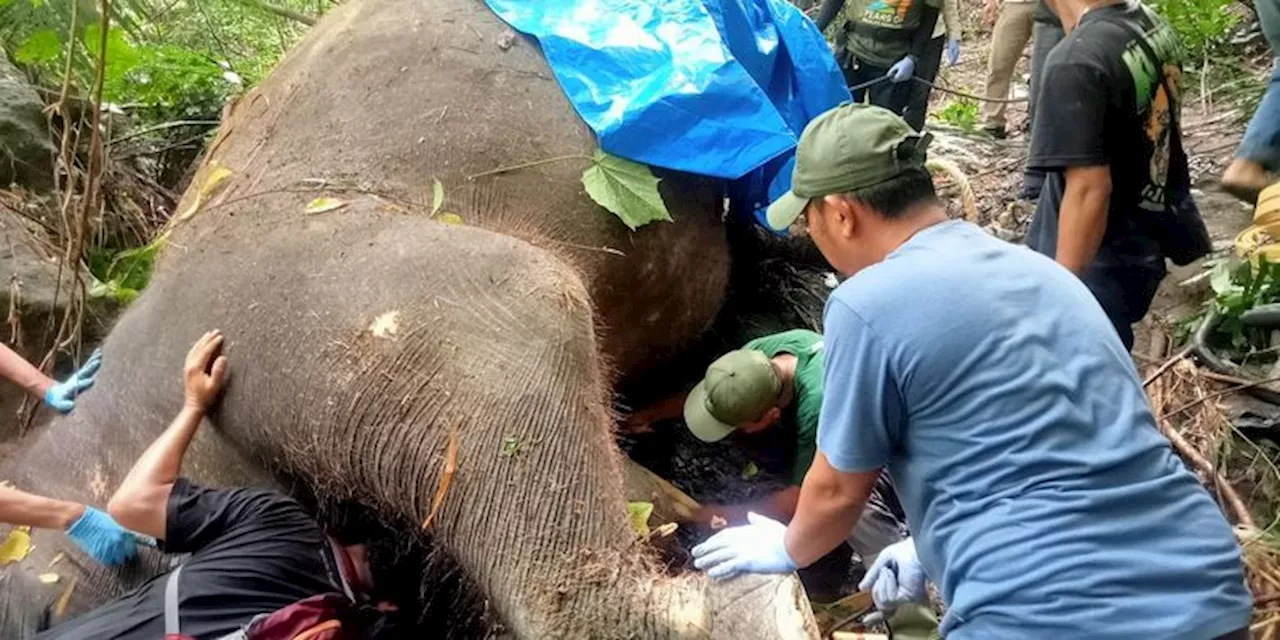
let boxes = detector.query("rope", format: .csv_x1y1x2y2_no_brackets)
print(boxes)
846,74,1029,104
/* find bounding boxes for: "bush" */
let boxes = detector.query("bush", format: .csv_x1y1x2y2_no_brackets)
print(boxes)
1148,0,1242,58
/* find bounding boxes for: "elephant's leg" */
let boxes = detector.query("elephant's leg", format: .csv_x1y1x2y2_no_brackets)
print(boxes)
88,203,815,638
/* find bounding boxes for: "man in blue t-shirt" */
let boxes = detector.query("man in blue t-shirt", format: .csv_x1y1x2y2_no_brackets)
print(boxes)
691,102,1252,639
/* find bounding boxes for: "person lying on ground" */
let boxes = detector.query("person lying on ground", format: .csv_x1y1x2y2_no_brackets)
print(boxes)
38,330,392,640
625,329,907,568
0,343,101,413
691,103,1251,640
0,484,137,566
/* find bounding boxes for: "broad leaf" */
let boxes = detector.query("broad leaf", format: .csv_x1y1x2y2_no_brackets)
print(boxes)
581,150,671,231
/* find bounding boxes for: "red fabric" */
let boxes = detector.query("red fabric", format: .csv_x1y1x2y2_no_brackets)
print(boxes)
244,593,350,640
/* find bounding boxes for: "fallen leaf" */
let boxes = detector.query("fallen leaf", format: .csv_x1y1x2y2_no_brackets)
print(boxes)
54,576,77,618
0,526,32,564
199,165,233,198
37,573,59,584
581,150,671,231
499,435,520,457
305,197,347,214
432,178,445,215
422,422,460,530
176,165,234,222
741,461,759,480
436,212,464,226
628,502,654,537
709,515,728,530
650,522,678,539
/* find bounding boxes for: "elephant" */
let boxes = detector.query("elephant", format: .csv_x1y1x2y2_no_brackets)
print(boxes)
0,0,823,638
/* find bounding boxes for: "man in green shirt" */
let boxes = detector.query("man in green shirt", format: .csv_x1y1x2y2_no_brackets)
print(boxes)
627,329,907,566
815,0,943,118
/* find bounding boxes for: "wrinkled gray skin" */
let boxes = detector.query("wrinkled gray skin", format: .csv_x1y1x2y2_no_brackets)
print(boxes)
0,0,821,638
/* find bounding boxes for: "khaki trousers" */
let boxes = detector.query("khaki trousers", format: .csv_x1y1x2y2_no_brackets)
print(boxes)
981,1,1036,128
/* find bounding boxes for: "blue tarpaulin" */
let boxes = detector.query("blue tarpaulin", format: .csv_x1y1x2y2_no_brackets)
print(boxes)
482,0,850,227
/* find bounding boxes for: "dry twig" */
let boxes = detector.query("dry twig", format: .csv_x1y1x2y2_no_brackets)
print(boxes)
421,421,461,529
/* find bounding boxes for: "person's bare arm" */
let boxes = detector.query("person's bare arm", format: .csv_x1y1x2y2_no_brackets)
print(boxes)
621,391,689,434
694,486,801,526
0,485,85,530
1055,165,1112,275
107,331,227,540
0,344,55,399
784,452,881,567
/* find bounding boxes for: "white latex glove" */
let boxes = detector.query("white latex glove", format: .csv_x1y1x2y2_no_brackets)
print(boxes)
858,537,927,621
691,512,797,580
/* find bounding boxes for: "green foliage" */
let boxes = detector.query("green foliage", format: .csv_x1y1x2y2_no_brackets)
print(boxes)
935,99,978,133
1208,257,1280,354
1149,0,1240,58
581,150,672,231
87,238,161,304
13,28,61,66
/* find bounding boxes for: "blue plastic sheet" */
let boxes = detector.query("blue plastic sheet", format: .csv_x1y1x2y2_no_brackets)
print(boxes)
483,0,849,226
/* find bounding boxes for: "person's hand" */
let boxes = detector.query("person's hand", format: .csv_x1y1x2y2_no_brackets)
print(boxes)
858,537,927,622
183,330,228,412
43,349,101,414
946,39,961,66
691,512,796,579
65,506,138,566
886,56,916,83
983,0,999,28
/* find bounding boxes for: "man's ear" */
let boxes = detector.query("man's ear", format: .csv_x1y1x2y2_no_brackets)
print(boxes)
832,195,861,240
764,406,783,426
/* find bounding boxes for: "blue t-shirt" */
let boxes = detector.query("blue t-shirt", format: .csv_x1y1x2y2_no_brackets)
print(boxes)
819,220,1250,639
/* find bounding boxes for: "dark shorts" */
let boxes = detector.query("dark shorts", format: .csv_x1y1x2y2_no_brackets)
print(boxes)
1080,260,1166,350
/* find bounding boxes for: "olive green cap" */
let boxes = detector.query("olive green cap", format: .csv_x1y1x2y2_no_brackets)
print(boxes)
683,350,781,443
766,103,932,231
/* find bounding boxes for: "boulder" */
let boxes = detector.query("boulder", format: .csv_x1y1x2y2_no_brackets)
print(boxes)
0,49,54,191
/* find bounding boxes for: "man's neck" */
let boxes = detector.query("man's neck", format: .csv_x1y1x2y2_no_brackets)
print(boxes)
1062,0,1126,31
878,204,950,259
773,355,798,409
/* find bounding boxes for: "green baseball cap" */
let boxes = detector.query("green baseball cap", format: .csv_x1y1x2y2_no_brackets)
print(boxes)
766,103,932,231
683,350,781,443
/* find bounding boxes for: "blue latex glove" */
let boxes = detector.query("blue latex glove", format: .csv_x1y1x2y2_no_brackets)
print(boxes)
886,56,916,83
859,537,927,621
946,39,961,66
65,506,138,566
44,349,102,414
691,512,797,580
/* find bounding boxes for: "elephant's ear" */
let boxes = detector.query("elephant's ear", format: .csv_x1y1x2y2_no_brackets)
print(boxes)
581,150,672,231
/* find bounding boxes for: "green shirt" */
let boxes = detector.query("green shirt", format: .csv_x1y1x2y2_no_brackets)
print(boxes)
744,329,824,485
840,0,943,68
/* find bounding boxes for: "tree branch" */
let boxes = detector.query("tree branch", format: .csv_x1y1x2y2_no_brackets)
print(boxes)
232,0,316,26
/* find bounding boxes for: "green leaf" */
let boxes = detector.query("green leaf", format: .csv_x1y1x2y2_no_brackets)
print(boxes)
627,502,654,538
431,178,444,215
304,197,346,214
1209,262,1234,296
499,435,520,457
741,461,759,480
581,150,671,231
14,29,61,66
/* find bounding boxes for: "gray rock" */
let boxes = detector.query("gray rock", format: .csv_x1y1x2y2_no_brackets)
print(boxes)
0,49,55,191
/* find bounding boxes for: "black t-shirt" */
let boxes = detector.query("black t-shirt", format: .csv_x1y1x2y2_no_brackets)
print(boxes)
1025,3,1188,268
38,479,342,639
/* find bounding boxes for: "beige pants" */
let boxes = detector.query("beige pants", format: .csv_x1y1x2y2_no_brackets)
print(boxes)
981,1,1036,128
